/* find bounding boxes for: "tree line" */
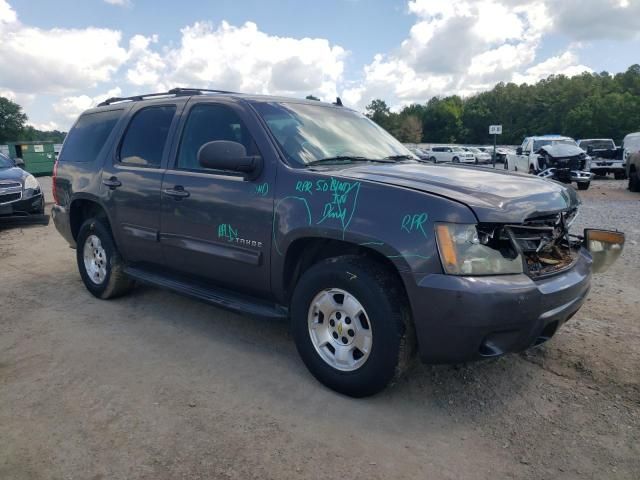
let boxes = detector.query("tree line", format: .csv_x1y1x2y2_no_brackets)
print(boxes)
365,64,640,146
0,97,66,144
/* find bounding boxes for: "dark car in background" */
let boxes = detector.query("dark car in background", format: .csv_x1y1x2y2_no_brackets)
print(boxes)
0,152,45,219
52,88,624,397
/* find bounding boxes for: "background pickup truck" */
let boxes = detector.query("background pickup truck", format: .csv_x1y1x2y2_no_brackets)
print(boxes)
577,139,626,179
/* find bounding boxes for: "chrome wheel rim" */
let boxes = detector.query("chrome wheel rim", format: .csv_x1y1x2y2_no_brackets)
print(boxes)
83,234,107,285
307,288,373,372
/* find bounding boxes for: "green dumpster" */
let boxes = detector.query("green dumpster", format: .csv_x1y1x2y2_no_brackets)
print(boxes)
6,141,57,176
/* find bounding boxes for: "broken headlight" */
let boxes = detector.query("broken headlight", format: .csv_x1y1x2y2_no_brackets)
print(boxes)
435,223,523,275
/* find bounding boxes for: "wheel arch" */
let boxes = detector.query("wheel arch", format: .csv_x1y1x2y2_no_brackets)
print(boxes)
280,237,411,310
69,196,112,242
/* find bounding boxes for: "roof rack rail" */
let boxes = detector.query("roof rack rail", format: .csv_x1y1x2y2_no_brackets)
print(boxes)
97,87,238,107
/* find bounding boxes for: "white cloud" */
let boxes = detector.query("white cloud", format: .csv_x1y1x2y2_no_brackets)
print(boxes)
125,21,346,101
349,0,590,110
0,1,128,95
52,87,122,123
103,0,131,6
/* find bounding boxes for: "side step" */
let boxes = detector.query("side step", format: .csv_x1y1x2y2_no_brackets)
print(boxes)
124,266,288,320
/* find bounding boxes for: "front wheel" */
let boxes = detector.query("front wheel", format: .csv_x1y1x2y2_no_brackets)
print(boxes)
504,159,509,170
577,181,590,191
430,156,437,163
291,256,414,397
76,218,134,299
452,156,459,163
629,169,640,192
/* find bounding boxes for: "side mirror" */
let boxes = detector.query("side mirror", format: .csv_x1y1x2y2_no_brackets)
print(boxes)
583,229,624,274
516,147,523,155
197,141,263,180
14,157,25,169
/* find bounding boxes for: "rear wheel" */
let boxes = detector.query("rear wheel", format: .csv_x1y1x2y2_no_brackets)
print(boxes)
577,181,590,191
430,156,436,163
504,159,509,170
76,218,134,299
291,256,414,397
452,156,459,163
614,172,626,180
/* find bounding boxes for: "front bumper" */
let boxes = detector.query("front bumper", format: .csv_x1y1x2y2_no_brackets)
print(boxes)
0,192,44,216
591,160,625,173
538,168,593,183
405,248,592,363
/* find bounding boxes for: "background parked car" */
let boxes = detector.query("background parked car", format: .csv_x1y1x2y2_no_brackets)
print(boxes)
624,132,640,191
462,146,491,164
0,152,45,222
577,138,625,179
426,146,475,163
406,146,431,161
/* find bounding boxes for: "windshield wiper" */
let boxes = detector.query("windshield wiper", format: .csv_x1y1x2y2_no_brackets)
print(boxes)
307,156,394,166
383,154,414,161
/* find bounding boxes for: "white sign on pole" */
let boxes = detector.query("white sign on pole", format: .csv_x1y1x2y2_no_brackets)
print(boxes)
489,125,502,135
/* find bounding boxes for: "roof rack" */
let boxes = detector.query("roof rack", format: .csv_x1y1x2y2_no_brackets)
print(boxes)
97,87,238,107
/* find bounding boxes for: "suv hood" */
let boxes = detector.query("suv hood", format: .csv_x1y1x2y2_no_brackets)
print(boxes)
334,163,579,223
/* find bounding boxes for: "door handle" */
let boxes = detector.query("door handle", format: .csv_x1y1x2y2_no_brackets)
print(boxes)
163,186,190,199
103,176,122,189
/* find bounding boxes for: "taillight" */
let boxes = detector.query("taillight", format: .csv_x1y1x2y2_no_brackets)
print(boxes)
52,159,59,205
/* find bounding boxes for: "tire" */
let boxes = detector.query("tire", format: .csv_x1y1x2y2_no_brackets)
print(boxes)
291,255,414,397
430,156,437,163
629,169,640,192
614,172,626,180
577,181,590,191
452,156,459,163
76,218,134,299
504,159,509,170
529,166,536,175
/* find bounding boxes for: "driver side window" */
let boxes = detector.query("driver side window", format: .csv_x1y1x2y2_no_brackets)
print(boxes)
177,104,260,171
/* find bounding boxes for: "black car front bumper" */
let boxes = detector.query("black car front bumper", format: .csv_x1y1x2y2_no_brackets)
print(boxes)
0,192,44,217
405,248,592,363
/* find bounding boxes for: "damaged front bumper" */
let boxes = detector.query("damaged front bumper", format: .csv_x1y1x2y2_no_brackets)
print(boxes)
537,168,594,184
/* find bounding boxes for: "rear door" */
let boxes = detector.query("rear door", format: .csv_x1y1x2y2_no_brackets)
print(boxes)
159,98,276,297
101,99,184,266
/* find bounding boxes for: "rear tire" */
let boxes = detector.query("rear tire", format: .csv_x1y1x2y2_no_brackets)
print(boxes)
452,156,459,163
76,218,134,299
577,181,590,191
291,256,414,397
430,156,437,163
614,172,626,180
504,159,509,170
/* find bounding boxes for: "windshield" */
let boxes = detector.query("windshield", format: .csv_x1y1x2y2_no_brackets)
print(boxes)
251,102,414,166
532,139,576,151
579,140,615,150
0,153,14,168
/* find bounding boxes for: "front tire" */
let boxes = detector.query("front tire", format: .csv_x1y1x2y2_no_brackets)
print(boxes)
430,156,437,163
452,156,459,163
629,169,640,192
577,181,590,191
291,256,414,397
76,218,134,299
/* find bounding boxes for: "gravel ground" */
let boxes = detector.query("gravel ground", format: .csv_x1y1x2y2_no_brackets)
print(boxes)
0,178,638,480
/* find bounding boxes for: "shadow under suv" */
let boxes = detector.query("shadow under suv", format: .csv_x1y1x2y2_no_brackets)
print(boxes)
52,88,624,397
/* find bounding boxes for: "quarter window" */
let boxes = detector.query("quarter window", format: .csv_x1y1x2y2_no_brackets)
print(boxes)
177,104,259,171
119,106,176,167
60,109,123,163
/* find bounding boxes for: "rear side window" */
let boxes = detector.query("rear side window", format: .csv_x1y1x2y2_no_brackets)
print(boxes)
119,106,176,167
60,109,122,162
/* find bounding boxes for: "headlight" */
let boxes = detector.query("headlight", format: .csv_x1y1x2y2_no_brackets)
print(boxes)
24,174,40,190
435,223,523,275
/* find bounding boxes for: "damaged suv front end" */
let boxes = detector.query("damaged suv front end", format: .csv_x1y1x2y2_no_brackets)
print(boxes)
536,143,594,189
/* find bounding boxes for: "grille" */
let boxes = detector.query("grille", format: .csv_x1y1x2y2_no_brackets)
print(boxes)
503,209,578,277
0,192,22,204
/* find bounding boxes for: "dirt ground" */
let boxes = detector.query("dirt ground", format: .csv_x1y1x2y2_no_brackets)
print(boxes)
1,178,638,480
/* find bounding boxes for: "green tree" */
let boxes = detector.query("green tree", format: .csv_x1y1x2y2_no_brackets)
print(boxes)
0,96,28,143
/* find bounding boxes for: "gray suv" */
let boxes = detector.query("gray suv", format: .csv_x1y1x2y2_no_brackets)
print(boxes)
52,88,624,397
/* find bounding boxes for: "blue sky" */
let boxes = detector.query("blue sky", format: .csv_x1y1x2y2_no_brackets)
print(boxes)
1,0,640,131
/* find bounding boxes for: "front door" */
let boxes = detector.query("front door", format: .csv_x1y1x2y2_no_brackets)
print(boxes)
159,99,275,297
101,100,183,266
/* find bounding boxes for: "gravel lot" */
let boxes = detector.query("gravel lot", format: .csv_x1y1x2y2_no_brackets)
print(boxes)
1,178,638,480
